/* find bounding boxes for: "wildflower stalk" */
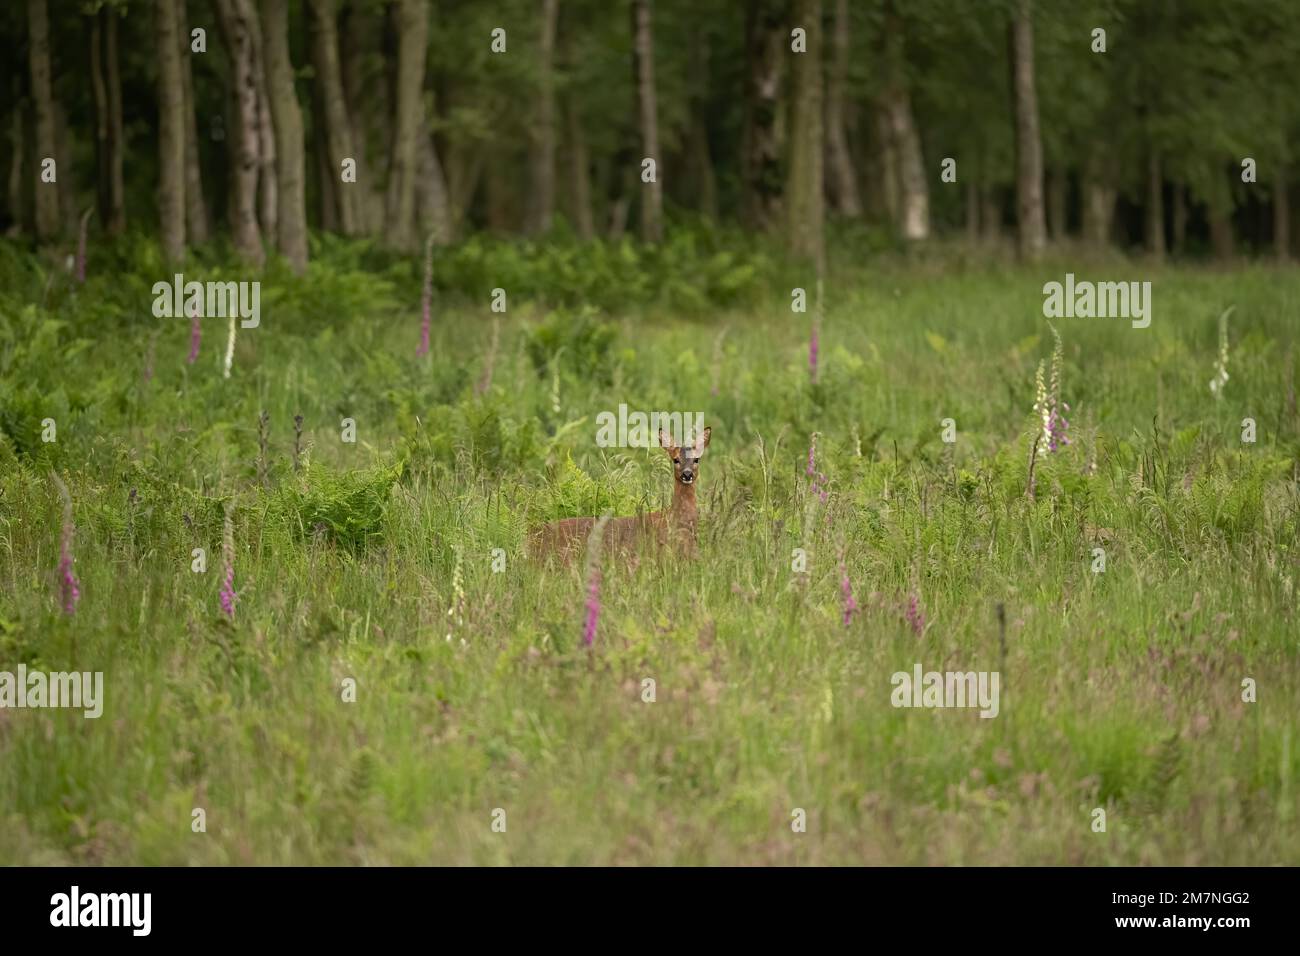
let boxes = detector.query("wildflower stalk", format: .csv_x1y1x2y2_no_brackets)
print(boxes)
223,313,237,379
220,503,236,618
187,305,201,364
1209,306,1233,397
293,414,304,472
445,544,465,643
806,432,828,502
417,232,434,357
51,472,80,615
257,411,270,488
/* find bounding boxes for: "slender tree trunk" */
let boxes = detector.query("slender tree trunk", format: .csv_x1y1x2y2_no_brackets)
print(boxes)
684,31,718,220
965,179,980,240
1009,0,1046,260
1082,151,1116,247
316,137,336,231
341,2,383,233
485,159,515,233
1171,182,1187,254
157,0,187,263
447,144,484,234
27,0,59,241
248,13,278,245
825,0,860,217
631,0,663,242
565,96,596,239
104,10,126,234
6,81,23,236
308,0,359,235
384,0,426,252
213,0,265,267
1145,150,1164,261
1047,168,1066,241
416,127,453,245
1209,206,1235,260
178,2,209,243
89,12,110,232
787,0,824,264
880,6,927,241
1275,166,1290,262
262,0,308,272
981,185,1002,240
741,0,785,230
528,0,559,234
873,107,900,225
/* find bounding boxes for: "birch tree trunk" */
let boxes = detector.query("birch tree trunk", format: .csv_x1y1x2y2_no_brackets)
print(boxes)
262,0,308,272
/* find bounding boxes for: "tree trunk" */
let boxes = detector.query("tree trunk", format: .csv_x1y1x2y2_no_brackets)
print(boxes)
105,11,126,234
416,128,453,245
178,1,209,243
1046,167,1066,241
5,80,23,236
248,13,278,246
1009,0,1046,260
880,6,927,241
89,11,110,233
741,0,785,230
308,0,359,235
631,0,663,242
565,96,596,239
157,0,187,263
27,0,59,241
872,106,900,225
1171,182,1186,254
384,0,426,252
965,179,980,240
825,0,860,217
1082,151,1115,247
528,0,559,234
213,0,265,267
262,0,308,272
684,31,718,220
1209,206,1235,260
981,185,1002,240
1275,166,1290,262
1145,150,1164,261
787,0,824,264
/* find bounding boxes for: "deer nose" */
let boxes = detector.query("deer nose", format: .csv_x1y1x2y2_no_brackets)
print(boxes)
681,469,693,482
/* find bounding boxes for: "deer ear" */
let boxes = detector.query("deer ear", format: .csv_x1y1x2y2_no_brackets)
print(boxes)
658,428,676,452
694,426,711,454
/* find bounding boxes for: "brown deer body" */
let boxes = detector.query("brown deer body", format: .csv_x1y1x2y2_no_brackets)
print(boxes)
530,427,711,564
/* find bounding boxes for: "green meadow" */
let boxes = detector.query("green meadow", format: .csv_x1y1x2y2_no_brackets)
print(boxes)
1,233,1297,865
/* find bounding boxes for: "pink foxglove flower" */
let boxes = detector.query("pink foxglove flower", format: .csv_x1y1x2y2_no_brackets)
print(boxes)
52,473,80,614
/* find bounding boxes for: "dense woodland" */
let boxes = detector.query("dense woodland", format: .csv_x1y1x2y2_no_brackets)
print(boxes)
3,0,1300,273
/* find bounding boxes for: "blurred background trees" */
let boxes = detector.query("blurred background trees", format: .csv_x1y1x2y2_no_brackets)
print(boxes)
3,0,1298,267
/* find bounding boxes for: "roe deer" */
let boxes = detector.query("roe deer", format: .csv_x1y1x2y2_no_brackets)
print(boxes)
530,426,712,563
